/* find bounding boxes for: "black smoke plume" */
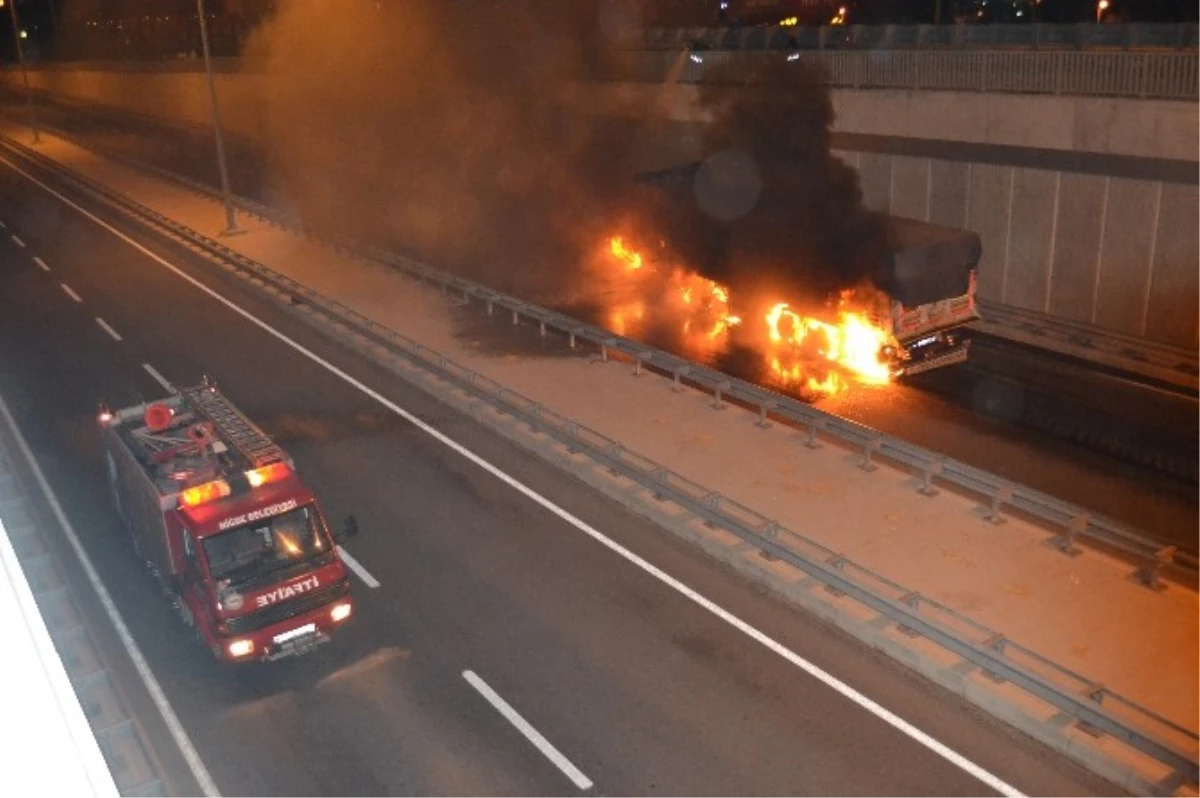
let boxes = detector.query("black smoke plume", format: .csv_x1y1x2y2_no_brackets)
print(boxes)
241,0,638,301
632,57,888,303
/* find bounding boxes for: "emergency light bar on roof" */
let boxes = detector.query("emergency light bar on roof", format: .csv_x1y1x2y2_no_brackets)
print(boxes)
99,378,296,511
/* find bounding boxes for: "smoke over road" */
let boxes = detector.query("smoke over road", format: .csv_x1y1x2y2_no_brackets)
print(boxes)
242,2,881,312
242,0,643,301
631,57,887,307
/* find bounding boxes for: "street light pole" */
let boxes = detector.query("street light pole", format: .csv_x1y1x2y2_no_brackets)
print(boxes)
6,0,40,143
196,0,238,234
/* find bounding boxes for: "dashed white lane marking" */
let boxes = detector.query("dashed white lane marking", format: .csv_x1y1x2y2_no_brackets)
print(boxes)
34,256,50,272
11,233,25,247
336,545,380,588
95,317,123,342
59,283,83,303
0,392,221,797
141,363,174,393
463,670,593,792
3,153,1025,798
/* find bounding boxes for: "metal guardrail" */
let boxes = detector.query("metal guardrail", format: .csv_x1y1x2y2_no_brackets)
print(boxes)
24,118,1192,589
605,47,1200,99
3,131,1194,788
975,300,1200,393
644,23,1200,52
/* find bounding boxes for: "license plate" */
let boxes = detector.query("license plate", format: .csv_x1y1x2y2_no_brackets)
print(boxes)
273,623,317,644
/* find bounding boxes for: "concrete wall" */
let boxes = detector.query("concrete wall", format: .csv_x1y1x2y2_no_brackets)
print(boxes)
24,64,1195,162
578,81,1200,162
836,149,1199,347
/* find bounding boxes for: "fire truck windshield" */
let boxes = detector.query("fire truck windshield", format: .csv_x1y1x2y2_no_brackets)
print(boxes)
202,505,331,585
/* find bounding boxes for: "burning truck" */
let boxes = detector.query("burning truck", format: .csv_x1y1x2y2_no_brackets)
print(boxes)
600,161,982,394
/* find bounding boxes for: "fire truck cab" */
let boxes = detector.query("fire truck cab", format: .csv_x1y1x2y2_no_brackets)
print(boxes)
100,377,357,663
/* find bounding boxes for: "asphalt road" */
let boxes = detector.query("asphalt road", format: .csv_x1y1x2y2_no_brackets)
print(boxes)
0,142,1119,795
4,92,1195,550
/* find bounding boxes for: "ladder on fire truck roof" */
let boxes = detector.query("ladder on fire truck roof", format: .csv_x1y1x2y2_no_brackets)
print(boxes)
180,381,287,468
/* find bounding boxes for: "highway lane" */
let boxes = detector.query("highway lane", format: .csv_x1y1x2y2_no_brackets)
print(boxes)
4,91,1195,548
0,156,1117,795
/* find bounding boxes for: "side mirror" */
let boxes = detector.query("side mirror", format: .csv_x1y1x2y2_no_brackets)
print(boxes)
338,515,359,542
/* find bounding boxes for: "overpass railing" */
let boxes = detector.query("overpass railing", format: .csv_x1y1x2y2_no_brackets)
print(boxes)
606,48,1199,100
643,22,1200,52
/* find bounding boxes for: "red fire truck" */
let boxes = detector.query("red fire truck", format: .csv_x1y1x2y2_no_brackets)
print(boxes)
99,377,358,663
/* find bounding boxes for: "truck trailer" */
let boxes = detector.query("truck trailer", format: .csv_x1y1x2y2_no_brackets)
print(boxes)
99,377,358,663
630,161,982,378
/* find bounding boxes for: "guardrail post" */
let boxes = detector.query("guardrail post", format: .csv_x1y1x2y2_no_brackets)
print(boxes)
486,300,494,316
985,484,1012,525
672,366,690,393
860,438,880,472
757,521,780,561
650,467,670,501
805,418,824,449
1050,515,1086,556
538,320,546,338
823,555,848,596
1134,546,1176,591
605,443,624,476
712,381,730,410
600,338,615,362
756,399,776,428
919,458,943,496
566,422,581,454
981,633,1008,682
512,309,520,326
701,492,723,529
634,351,653,376
1076,684,1108,737
897,591,922,637
568,329,578,349
527,403,543,433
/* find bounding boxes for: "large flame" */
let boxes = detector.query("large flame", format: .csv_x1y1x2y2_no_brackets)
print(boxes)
609,236,643,271
603,236,892,397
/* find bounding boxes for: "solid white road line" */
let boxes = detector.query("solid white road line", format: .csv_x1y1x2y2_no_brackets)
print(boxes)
34,256,50,272
11,233,25,247
59,283,83,303
336,545,380,588
0,392,221,798
95,317,123,342
2,155,1025,798
463,670,593,791
142,363,174,393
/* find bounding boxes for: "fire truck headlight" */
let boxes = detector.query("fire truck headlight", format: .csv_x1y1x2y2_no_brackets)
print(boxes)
227,639,254,658
330,602,352,623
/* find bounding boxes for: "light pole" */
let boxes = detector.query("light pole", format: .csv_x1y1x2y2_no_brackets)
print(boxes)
196,0,238,234
5,0,40,143
1096,0,1109,23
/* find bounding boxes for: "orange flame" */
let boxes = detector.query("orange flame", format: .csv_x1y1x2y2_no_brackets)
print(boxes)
603,235,890,397
609,237,643,271
765,303,890,385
